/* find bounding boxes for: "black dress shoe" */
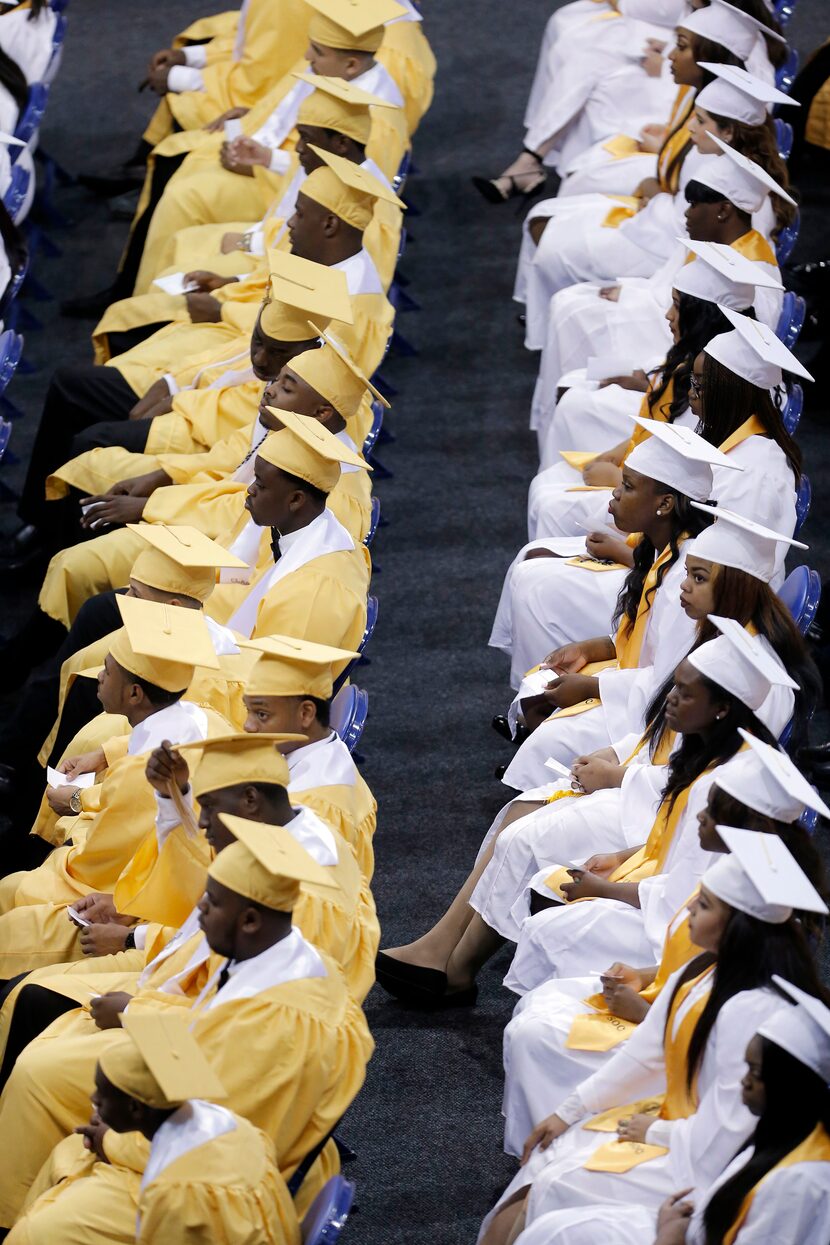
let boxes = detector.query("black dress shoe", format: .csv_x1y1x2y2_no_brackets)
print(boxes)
0,523,48,573
78,164,146,197
492,714,513,742
375,952,447,1005
61,286,120,319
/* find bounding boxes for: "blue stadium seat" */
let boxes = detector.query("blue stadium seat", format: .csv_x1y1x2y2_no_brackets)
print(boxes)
794,475,811,537
0,330,24,400
774,117,793,161
778,565,821,636
799,807,819,834
775,47,799,94
13,83,50,156
774,291,805,349
362,400,383,456
3,162,30,224
392,150,411,195
329,685,369,753
773,0,797,26
364,495,381,548
0,417,11,461
301,1175,355,1244
782,383,803,435
775,207,799,267
331,596,379,695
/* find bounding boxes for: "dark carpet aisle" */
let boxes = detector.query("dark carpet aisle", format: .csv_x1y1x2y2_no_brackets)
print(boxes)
0,3,828,1243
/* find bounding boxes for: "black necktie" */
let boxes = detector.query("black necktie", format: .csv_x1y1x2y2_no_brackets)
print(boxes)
270,527,282,563
216,963,231,992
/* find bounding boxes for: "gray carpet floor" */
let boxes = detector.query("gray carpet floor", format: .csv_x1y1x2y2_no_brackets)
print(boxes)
0,2,828,1241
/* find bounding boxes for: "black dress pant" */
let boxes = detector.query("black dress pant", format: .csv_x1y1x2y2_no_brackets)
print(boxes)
0,981,80,1092
109,152,188,301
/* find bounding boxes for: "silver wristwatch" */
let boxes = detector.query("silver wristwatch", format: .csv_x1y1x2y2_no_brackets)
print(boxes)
69,790,83,814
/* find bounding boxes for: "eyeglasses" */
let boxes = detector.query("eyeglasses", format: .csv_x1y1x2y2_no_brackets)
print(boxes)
689,374,704,399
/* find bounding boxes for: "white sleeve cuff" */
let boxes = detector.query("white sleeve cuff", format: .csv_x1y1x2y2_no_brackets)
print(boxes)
167,65,205,93
183,45,208,69
555,1092,587,1127
162,373,180,396
247,226,266,256
268,148,291,175
154,789,192,849
133,924,148,951
645,1118,673,1148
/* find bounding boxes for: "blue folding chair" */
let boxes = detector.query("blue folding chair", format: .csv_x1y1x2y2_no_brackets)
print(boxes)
774,291,805,350
794,475,811,537
301,1175,355,1244
12,83,50,158
773,0,797,26
362,401,383,456
332,594,379,696
774,117,793,161
0,330,24,399
330,685,369,754
778,565,821,636
3,162,30,224
364,496,381,549
775,207,800,267
782,383,803,435
799,806,819,834
775,47,799,94
0,416,11,461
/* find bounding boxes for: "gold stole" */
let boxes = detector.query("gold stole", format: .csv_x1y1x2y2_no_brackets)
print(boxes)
723,1125,830,1245
601,87,694,227
731,230,779,268
567,890,701,1052
719,414,767,453
582,965,714,1172
608,763,716,886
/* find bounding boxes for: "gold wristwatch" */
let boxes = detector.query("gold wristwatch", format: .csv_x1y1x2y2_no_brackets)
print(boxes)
69,790,82,814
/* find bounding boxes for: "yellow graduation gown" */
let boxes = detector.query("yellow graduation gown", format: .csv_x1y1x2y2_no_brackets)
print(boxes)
294,774,377,883
0,947,373,1227
377,18,437,136
143,0,311,145
8,1110,300,1245
0,706,231,978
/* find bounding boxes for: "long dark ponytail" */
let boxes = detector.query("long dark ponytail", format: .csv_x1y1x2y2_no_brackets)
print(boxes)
612,493,713,632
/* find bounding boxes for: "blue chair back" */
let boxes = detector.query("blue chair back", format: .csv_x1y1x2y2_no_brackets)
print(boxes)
0,416,11,461
301,1175,355,1244
362,400,384,455
794,475,811,536
774,117,793,161
778,565,821,636
782,383,803,435
13,83,50,156
775,47,799,94
774,291,805,350
0,330,23,399
773,0,797,26
775,207,800,267
392,150,411,194
799,806,819,834
330,685,369,753
332,594,379,696
364,496,381,548
3,162,30,222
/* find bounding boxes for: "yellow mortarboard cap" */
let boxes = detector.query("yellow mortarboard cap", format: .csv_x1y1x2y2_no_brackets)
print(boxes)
289,326,388,419
175,731,305,797
111,596,218,692
209,816,339,910
260,250,352,341
257,409,370,491
239,633,361,699
307,144,405,210
305,0,405,52
99,1015,227,1109
128,524,247,605
294,71,398,110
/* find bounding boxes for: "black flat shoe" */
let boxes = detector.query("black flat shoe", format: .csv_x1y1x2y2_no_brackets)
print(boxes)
0,524,48,574
375,952,447,1004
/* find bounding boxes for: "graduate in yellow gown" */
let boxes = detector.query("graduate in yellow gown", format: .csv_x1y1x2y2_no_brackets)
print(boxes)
0,598,233,979
37,329,378,631
142,0,312,144
0,823,374,1228
8,1013,302,1245
241,630,377,879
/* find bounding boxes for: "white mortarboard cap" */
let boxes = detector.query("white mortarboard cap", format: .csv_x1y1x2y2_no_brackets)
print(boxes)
759,977,830,1081
693,136,796,213
687,614,798,709
716,729,830,821
626,415,740,502
677,239,783,294
704,827,828,923
705,306,814,388
673,256,754,312
697,63,798,125
682,0,785,64
685,501,806,584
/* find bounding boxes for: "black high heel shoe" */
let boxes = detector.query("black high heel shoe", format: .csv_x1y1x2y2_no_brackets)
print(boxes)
471,151,547,205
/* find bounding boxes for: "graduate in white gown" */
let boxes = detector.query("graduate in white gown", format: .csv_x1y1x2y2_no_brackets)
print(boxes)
500,734,830,1158
528,242,769,543
479,833,828,1245
513,978,830,1245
